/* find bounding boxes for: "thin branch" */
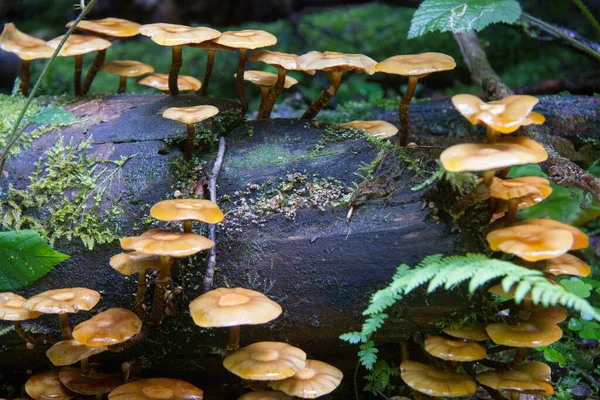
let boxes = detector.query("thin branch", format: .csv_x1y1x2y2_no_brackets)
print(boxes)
203,137,227,293
571,0,600,38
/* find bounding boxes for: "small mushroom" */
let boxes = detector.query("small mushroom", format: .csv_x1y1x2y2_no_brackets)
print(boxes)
0,292,41,349
137,73,201,93
108,377,203,400
161,106,220,160
59,366,124,398
376,53,456,146
238,392,293,400
399,360,476,397
485,319,563,347
46,339,108,373
442,323,489,341
544,253,591,277
339,120,398,140
485,176,552,220
25,370,75,400
73,307,142,347
138,23,220,96
517,218,589,249
151,198,224,233
424,336,486,362
236,70,298,119
476,361,553,398
187,41,235,95
267,359,343,399
100,60,154,93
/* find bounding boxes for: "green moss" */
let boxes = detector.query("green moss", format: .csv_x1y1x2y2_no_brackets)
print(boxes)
309,123,392,156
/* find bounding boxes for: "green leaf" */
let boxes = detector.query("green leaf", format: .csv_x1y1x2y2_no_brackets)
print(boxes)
0,230,69,290
568,318,584,332
543,348,567,367
561,278,593,299
28,107,76,125
579,329,600,340
408,0,521,38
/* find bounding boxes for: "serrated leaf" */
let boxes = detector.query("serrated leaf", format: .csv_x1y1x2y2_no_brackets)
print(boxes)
28,107,76,125
408,0,521,38
0,230,69,290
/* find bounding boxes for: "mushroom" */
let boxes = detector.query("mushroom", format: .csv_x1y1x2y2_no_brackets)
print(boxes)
376,53,456,146
72,308,142,347
399,360,477,397
451,94,540,143
424,336,487,362
267,359,343,398
151,198,224,233
46,339,108,374
138,23,220,96
248,50,314,118
65,17,141,94
339,120,399,140
186,41,235,95
137,73,201,93
108,377,203,400
544,253,591,277
25,370,75,400
223,341,306,381
189,287,282,353
59,366,124,398
161,105,220,160
0,23,53,96
100,60,154,94
517,218,589,249
22,287,100,339
485,176,552,220
213,29,278,114
0,292,41,349
476,361,553,399
442,323,489,341
523,306,567,323
236,70,298,119
238,392,293,400
45,34,111,96
485,319,563,347
298,51,377,120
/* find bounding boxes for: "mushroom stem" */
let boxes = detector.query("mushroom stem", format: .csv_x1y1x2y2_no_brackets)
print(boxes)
134,269,149,320
506,198,518,222
150,256,172,324
398,76,419,146
261,66,287,119
58,313,72,339
235,48,249,113
486,126,501,143
257,87,270,120
482,170,496,187
81,356,91,377
183,220,193,233
19,60,30,97
200,50,215,95
117,76,127,94
169,45,183,96
185,123,195,161
14,321,36,349
226,325,241,354
82,48,106,94
301,70,344,120
74,55,83,96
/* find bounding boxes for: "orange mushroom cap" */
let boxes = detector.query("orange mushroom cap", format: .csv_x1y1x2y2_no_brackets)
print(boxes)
237,70,299,89
45,34,111,57
544,253,591,277
476,361,553,395
486,320,562,347
518,218,589,249
109,252,164,276
59,366,124,396
340,120,398,140
101,60,155,77
213,29,277,50
138,23,220,46
46,339,108,366
249,50,314,74
25,370,75,400
137,73,201,92
23,288,100,314
400,360,477,397
238,391,293,400
66,18,141,38
376,52,456,78
108,377,203,400
120,229,214,257
297,51,377,75
161,106,220,126
424,336,487,361
0,23,54,60
482,176,552,201
267,359,343,398
442,323,489,341
0,292,41,320
73,308,142,347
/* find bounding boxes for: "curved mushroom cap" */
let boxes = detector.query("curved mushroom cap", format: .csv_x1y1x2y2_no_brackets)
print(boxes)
522,111,545,126
249,50,314,74
376,52,456,78
73,308,142,347
223,341,307,380
46,339,108,366
340,120,398,140
544,254,591,277
0,23,54,60
483,176,552,201
138,23,220,46
523,306,567,324
518,218,589,250
108,377,203,400
237,70,298,89
46,34,111,56
187,40,236,52
424,336,486,362
440,136,548,172
0,292,41,320
487,224,574,261
66,18,141,38
23,288,100,314
267,359,343,398
120,229,214,257
452,94,540,134
297,51,377,75
190,287,282,328
400,360,477,397
137,73,201,92
488,283,533,300
442,323,489,341
59,366,124,396
213,29,277,49
25,370,75,400
486,320,562,347
476,362,553,395
101,60,155,77
162,106,220,126
110,252,164,276
238,392,293,400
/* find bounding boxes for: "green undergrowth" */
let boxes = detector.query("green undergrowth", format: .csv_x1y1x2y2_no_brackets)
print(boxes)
309,123,393,157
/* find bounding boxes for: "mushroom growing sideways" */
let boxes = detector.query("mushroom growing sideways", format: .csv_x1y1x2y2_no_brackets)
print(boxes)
100,60,154,93
339,120,398,140
476,361,554,399
162,105,220,160
237,70,298,119
267,359,343,398
137,73,201,93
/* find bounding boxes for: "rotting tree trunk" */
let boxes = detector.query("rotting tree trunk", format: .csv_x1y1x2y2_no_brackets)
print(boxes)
0,93,598,398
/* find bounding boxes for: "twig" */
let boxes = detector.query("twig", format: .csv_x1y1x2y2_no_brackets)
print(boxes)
571,0,600,38
454,29,600,201
203,136,227,293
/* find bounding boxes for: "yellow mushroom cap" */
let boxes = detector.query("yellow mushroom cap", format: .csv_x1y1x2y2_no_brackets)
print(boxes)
138,23,220,46
46,339,108,366
523,306,568,324
0,292,41,320
340,120,398,140
442,324,489,341
483,176,552,201
237,70,298,89
46,34,111,56
297,51,377,75
109,252,164,276
162,106,220,126
0,23,54,60
137,73,201,92
400,360,477,397
73,308,142,347
189,287,282,328
213,29,277,49
223,341,307,381
238,391,293,400
440,136,548,172
267,360,343,398
487,224,574,261
59,366,124,396
23,288,100,314
66,18,141,38
486,320,562,347
249,50,314,75
101,60,154,77
376,52,456,78
476,362,553,395
108,377,203,400
26,370,75,400
120,229,214,257
522,111,546,126
424,336,486,362
518,218,589,249
544,253,591,277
